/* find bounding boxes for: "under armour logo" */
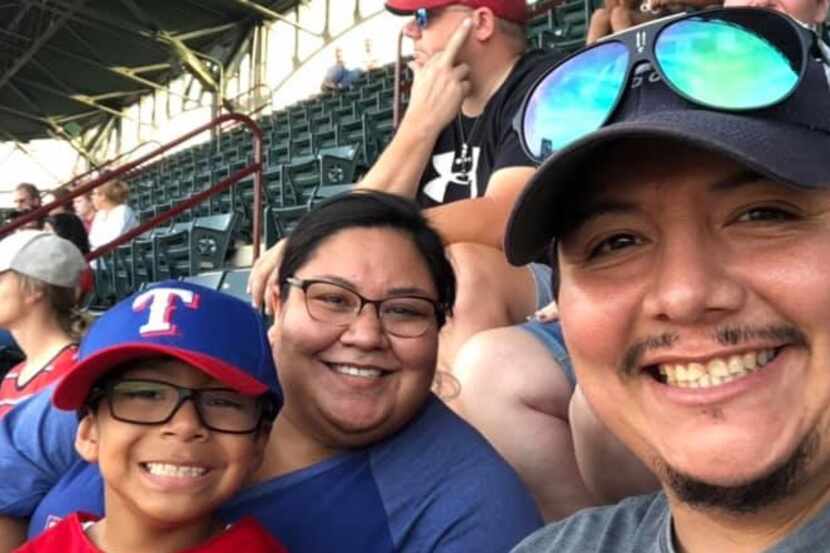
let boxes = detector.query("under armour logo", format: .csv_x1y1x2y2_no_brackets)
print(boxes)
132,288,200,337
422,147,480,203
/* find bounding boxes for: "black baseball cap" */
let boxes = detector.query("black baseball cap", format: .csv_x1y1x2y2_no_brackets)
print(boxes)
505,57,830,266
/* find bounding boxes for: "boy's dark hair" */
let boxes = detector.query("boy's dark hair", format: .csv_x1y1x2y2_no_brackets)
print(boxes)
277,190,456,326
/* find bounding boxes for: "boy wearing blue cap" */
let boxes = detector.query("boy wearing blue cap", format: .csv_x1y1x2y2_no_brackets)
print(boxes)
15,282,287,553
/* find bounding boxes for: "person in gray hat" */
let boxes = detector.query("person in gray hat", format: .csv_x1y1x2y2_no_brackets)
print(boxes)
0,230,88,420
504,7,830,553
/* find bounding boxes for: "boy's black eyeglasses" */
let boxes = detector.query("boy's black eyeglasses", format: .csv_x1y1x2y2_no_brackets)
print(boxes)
514,7,818,163
285,276,444,337
90,379,276,434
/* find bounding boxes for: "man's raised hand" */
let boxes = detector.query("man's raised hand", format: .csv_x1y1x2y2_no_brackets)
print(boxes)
405,18,474,135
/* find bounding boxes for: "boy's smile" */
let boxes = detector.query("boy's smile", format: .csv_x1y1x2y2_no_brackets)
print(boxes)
76,358,268,529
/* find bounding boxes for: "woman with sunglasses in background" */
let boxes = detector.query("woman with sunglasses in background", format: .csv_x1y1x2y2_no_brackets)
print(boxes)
1,191,543,553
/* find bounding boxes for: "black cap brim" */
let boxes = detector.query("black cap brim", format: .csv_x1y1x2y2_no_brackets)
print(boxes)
505,109,830,266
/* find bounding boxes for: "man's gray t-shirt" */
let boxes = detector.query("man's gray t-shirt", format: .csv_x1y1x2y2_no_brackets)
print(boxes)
512,492,830,553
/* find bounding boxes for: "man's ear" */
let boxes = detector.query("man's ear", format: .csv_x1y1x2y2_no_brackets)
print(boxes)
75,412,101,463
471,7,497,42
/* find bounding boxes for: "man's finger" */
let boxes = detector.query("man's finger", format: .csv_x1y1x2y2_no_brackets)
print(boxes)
247,241,284,310
452,62,471,81
440,17,473,65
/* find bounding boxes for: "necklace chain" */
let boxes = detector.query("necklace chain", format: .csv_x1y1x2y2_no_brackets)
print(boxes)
457,112,483,174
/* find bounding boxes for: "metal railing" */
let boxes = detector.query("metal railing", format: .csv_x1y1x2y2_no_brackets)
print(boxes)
0,113,265,263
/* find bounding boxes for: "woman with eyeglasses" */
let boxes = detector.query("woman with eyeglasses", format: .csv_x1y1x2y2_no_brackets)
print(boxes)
4,191,542,553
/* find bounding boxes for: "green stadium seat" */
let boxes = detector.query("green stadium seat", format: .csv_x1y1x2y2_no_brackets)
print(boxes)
219,267,252,303
181,269,226,290
264,204,309,248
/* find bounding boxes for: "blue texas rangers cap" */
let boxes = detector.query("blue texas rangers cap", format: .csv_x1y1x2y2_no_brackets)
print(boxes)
53,280,282,411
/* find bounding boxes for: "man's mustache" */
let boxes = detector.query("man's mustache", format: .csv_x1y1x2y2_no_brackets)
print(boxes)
620,325,809,377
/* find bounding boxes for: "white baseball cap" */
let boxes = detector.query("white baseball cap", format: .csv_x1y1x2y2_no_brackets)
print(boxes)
0,230,85,288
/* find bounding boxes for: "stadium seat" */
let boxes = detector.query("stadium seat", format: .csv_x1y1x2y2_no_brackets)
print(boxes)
264,204,309,248
154,213,238,280
181,269,226,290
219,267,252,303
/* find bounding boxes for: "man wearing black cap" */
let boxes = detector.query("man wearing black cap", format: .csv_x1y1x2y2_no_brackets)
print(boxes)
505,15,830,553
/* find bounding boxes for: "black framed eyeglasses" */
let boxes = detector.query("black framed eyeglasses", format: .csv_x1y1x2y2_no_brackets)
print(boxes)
285,276,444,338
91,379,276,434
514,7,819,163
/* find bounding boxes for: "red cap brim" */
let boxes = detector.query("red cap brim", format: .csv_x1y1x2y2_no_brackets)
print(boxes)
53,344,269,410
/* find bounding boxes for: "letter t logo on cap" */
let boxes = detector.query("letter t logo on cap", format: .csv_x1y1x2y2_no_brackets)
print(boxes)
132,288,201,337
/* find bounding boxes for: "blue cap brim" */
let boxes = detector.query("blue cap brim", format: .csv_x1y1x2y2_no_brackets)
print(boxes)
53,343,270,410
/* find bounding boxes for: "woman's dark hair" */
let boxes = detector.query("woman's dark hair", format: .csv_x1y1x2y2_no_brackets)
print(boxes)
277,190,456,327
45,212,90,255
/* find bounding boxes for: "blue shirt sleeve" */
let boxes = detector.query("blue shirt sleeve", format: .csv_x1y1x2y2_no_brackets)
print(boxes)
0,387,80,516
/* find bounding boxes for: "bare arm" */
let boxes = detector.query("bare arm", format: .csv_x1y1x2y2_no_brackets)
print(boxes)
0,516,27,553
357,19,473,197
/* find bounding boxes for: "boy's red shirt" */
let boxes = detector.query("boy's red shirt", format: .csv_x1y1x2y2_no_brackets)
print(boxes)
0,344,77,419
15,512,289,553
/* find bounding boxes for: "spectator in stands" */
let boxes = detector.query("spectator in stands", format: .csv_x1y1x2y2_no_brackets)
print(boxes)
250,0,564,398
9,184,44,232
321,47,363,91
41,189,75,216
0,192,542,553
87,180,138,254
503,17,830,552
44,213,94,302
15,283,287,553
71,193,95,233
363,38,379,70
4,209,43,232
587,0,717,44
12,184,40,212
0,230,87,420
44,213,90,256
